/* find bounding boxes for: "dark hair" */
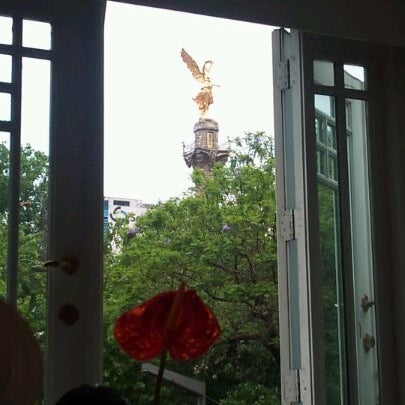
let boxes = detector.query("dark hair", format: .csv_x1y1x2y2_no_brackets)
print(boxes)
55,384,129,405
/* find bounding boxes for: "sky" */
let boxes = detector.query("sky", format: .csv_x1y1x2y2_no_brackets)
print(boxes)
2,4,367,204
103,3,276,203
2,4,277,204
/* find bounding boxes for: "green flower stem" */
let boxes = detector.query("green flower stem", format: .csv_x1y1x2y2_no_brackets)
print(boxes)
154,350,167,405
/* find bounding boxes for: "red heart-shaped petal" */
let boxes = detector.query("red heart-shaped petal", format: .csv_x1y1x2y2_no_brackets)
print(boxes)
114,288,220,361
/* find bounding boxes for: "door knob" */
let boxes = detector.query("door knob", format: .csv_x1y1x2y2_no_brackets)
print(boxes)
361,294,375,312
31,255,79,275
363,333,376,352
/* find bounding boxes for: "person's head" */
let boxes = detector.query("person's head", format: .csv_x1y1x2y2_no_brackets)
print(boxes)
55,384,129,405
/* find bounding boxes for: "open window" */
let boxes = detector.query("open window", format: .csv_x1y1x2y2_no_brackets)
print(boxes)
1,1,404,404
273,29,382,405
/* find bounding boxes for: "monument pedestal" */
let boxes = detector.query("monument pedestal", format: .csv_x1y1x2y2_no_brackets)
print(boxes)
183,118,229,173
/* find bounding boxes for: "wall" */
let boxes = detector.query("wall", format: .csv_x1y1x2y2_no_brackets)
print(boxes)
119,0,405,47
3,0,405,47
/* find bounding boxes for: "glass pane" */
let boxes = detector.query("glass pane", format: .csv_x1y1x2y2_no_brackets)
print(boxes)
344,65,366,90
314,60,335,86
317,148,327,176
327,123,336,149
0,54,12,83
328,153,337,181
315,94,347,405
0,93,11,120
18,57,50,366
346,98,379,404
345,101,352,130
315,116,322,141
0,131,10,299
23,20,51,50
0,16,13,45
315,94,335,118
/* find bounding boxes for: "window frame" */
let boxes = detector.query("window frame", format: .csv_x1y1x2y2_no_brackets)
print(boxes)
0,2,402,404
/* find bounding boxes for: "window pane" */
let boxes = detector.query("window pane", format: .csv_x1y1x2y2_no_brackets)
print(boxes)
315,94,335,118
18,57,50,361
0,16,13,45
315,94,347,405
317,148,327,176
0,93,11,120
346,98,379,403
23,20,51,50
344,65,366,90
0,54,12,83
327,123,337,149
345,101,352,130
328,153,337,181
21,58,50,152
0,132,10,299
314,60,335,86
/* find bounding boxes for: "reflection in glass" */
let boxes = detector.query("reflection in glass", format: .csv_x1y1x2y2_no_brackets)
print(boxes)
314,60,335,86
0,93,11,121
315,95,337,183
0,54,12,83
315,94,335,118
315,94,347,405
344,65,366,90
23,20,51,50
0,132,10,299
0,16,13,45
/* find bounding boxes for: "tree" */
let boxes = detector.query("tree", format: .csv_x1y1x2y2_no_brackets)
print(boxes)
103,132,280,404
0,136,281,404
0,142,49,347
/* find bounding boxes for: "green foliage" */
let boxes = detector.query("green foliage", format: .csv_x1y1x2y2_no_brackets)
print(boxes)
317,183,344,404
0,143,48,346
0,134,281,404
220,382,280,405
104,132,280,404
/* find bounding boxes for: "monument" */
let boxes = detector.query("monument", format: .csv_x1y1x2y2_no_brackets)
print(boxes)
181,48,229,173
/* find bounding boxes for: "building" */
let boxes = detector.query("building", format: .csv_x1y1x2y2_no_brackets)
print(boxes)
103,196,152,233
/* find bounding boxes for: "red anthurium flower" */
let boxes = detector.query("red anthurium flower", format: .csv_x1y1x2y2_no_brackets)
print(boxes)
114,282,221,362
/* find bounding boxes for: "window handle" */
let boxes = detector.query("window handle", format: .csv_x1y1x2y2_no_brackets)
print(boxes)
363,334,376,352
361,294,375,312
31,256,79,275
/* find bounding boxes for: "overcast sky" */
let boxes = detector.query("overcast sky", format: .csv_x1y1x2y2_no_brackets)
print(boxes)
4,5,367,204
104,3,276,203
10,3,276,204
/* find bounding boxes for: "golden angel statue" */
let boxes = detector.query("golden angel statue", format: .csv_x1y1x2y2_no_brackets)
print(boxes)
181,48,218,118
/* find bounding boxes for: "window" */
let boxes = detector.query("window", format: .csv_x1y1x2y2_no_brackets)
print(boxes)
1,2,402,405
274,29,380,404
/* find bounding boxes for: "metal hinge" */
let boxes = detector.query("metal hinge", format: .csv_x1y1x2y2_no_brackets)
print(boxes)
284,369,307,403
278,209,297,241
275,59,291,90
284,369,300,402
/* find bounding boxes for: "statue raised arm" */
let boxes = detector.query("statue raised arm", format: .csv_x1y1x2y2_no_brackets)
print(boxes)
181,48,218,118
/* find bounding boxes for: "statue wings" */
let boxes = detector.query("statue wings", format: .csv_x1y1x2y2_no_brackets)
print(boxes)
181,48,205,84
